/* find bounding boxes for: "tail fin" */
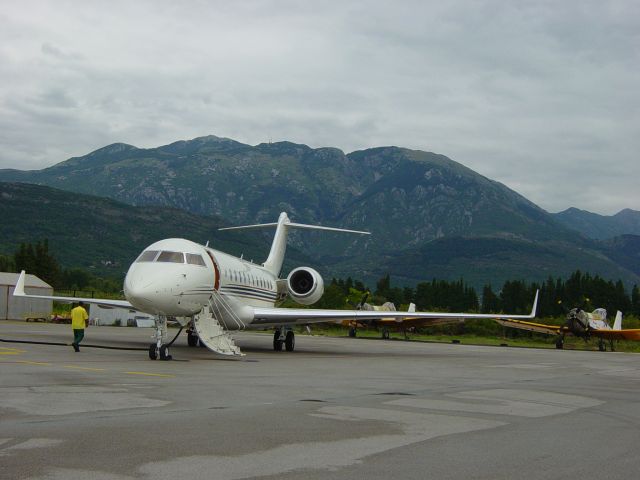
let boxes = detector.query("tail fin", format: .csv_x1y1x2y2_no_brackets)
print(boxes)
526,290,539,318
219,212,369,276
613,311,623,330
14,270,27,296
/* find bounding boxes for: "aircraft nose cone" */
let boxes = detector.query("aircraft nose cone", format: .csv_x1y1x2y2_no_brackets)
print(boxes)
124,270,156,306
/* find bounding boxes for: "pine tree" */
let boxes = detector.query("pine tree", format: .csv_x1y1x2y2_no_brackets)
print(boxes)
13,240,61,287
631,285,640,317
375,274,391,299
0,254,15,272
481,285,500,313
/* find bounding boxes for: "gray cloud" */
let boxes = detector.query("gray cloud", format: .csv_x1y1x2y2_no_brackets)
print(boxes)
0,0,638,214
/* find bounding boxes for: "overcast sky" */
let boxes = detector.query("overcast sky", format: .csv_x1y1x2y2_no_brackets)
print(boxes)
0,1,638,214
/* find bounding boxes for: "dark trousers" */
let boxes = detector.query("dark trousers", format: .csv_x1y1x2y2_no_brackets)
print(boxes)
73,329,85,346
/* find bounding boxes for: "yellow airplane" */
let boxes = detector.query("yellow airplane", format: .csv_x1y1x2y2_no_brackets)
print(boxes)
344,296,495,340
494,307,640,351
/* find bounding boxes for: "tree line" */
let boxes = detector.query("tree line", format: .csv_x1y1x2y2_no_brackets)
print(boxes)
1,240,121,292
320,271,640,318
2,239,639,316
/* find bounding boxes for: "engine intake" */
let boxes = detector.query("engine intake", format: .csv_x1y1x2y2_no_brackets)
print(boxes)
286,267,324,305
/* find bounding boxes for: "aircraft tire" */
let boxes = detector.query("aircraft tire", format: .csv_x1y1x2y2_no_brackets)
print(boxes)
382,329,390,340
348,327,357,338
598,340,606,352
159,344,172,361
149,343,158,360
273,330,283,351
187,332,198,347
285,331,295,352
555,338,564,349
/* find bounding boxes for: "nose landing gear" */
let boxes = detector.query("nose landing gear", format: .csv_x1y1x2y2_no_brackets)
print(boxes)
148,315,176,360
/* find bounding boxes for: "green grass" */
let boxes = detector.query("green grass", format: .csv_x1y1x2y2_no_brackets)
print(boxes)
295,324,640,353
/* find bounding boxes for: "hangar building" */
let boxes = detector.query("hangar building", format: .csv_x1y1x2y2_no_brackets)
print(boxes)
0,272,53,321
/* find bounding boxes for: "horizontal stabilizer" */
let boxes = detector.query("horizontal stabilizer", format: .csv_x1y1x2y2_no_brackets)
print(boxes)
219,220,370,235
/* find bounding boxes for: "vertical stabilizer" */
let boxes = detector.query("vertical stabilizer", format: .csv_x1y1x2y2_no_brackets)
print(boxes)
613,311,623,330
263,212,291,276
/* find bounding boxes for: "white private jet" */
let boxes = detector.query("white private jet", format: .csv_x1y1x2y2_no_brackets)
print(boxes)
14,212,538,360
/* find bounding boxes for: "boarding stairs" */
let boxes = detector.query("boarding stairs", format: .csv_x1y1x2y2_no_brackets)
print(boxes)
192,291,245,357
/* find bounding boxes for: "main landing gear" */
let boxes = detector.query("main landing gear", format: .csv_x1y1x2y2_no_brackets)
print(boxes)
273,328,295,352
187,329,199,347
598,338,615,352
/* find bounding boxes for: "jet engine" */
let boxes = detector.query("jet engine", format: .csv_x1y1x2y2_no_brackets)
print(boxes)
286,267,324,305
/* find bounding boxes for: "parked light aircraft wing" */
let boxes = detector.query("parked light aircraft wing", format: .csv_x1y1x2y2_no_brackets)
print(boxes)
494,318,563,336
584,329,640,341
13,270,133,309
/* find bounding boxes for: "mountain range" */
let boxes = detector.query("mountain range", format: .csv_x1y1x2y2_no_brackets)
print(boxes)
0,182,311,276
1,135,638,289
552,208,640,240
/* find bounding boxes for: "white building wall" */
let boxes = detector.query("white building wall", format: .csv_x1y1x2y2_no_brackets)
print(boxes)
2,285,53,320
89,304,154,326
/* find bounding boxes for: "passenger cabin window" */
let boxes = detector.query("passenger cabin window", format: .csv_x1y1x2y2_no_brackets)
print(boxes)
157,251,184,263
186,253,206,266
136,250,159,262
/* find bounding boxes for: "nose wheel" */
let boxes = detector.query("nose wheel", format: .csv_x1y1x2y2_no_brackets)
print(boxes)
148,343,172,360
149,315,173,360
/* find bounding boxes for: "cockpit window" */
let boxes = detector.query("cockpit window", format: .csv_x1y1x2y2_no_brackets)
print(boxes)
136,250,160,262
156,251,185,263
186,253,206,266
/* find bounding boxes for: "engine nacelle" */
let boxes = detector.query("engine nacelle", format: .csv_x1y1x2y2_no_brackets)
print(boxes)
286,267,324,305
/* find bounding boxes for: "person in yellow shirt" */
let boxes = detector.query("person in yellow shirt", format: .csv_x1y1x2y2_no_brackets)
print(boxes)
70,301,89,352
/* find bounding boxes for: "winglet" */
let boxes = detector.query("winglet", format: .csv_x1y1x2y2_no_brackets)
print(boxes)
613,311,623,330
408,303,416,313
14,270,26,296
529,290,539,318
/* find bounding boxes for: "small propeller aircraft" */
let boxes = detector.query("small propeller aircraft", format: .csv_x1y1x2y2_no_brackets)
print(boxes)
494,307,640,351
14,212,538,360
344,298,462,340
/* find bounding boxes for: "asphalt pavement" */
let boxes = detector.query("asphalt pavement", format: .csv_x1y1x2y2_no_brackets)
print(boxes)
1,321,639,480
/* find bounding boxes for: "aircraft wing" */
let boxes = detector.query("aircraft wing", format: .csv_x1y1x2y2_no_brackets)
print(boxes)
494,318,563,336
251,291,539,326
591,329,640,341
13,270,133,309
